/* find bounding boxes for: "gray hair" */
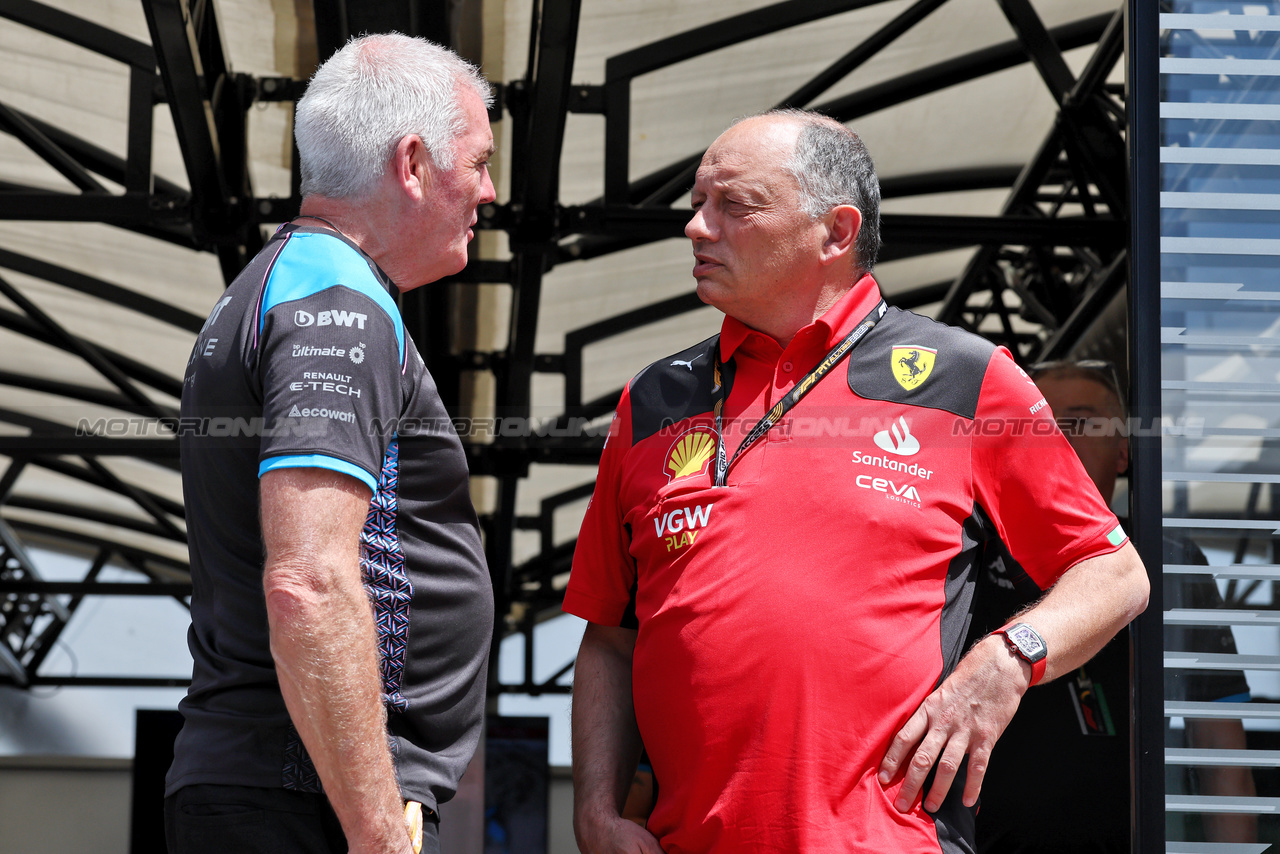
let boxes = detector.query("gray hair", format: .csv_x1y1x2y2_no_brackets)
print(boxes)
295,33,492,200
748,109,882,271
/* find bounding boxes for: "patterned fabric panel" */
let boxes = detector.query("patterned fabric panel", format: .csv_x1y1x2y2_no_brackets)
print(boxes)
361,440,411,713
280,441,408,792
282,725,322,792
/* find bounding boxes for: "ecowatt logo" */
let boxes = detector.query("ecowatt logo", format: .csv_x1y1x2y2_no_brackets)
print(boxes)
873,415,920,456
288,405,355,423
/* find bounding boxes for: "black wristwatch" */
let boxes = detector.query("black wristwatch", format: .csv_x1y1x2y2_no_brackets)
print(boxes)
996,622,1047,685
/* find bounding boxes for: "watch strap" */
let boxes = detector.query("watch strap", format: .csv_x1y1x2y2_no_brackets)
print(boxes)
996,623,1047,686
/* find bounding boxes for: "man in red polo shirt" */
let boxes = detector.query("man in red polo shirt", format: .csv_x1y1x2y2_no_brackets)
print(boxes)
564,109,1150,853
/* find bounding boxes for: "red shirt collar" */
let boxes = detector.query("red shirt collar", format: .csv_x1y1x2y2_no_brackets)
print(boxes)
718,273,884,361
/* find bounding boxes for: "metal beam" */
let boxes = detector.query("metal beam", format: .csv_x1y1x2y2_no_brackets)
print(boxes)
0,458,25,502
142,0,230,224
0,248,205,332
0,308,185,399
0,580,190,596
594,12,1111,212
779,0,949,109
0,0,154,69
927,5,1127,360
21,549,110,675
0,437,180,456
142,0,261,279
0,102,107,193
607,0,887,80
6,496,183,541
4,104,190,200
511,0,582,234
6,519,189,572
1127,0,1167,842
492,0,584,612
0,273,163,416
0,191,190,229
560,207,1122,253
0,517,70,688
995,0,1077,104
24,456,184,514
0,371,138,411
79,457,186,542
641,0,952,205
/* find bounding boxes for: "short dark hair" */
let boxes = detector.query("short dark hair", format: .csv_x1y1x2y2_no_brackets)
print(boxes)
1029,360,1125,416
756,109,882,272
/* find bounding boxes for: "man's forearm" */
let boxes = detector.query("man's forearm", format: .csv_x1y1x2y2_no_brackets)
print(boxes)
572,623,646,849
880,542,1149,812
1187,718,1257,842
267,559,409,854
260,468,409,854
1013,542,1149,684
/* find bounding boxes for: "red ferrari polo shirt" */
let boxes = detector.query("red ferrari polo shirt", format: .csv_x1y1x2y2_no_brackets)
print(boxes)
564,274,1126,853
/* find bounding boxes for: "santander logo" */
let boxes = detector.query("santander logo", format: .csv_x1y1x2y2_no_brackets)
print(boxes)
873,416,920,456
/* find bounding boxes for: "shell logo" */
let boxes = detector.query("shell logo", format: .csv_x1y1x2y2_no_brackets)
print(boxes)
665,428,716,481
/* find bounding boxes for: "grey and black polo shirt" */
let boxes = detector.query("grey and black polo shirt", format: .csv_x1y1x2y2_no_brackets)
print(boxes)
167,224,493,813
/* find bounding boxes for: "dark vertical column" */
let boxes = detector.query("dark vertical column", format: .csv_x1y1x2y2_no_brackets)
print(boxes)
489,0,582,636
1125,1,1163,851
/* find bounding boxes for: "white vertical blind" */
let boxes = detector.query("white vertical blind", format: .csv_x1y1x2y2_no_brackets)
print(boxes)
1161,3,1280,850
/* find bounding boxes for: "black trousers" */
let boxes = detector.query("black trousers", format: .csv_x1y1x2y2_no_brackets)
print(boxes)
165,784,440,854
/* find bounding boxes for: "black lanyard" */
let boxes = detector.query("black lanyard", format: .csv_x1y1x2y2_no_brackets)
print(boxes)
711,300,886,486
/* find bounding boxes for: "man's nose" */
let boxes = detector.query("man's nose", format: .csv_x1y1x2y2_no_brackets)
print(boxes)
685,208,714,242
479,166,497,205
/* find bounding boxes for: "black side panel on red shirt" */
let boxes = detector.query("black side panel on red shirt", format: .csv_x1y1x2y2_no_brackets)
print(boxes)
629,335,721,445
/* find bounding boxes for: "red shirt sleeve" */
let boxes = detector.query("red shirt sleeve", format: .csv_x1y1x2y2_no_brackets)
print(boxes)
971,348,1128,591
563,383,638,626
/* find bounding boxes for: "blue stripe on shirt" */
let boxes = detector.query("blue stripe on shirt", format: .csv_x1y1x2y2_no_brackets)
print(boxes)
259,453,378,492
259,232,404,359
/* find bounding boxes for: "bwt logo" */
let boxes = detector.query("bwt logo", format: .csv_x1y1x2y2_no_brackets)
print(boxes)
294,309,368,329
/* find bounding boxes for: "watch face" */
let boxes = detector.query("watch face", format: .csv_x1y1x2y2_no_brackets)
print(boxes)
1008,624,1047,661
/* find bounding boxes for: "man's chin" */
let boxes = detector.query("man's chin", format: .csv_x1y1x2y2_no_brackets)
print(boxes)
694,279,726,310
407,253,468,290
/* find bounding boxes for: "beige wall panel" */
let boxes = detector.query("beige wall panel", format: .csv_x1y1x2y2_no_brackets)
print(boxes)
0,764,132,854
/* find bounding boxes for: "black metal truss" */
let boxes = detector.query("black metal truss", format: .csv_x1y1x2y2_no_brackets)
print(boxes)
936,5,1128,360
0,443,188,688
0,0,1130,692
488,0,1131,698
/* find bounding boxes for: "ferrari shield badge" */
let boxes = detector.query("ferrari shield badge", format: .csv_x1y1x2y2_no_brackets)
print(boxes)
891,345,936,391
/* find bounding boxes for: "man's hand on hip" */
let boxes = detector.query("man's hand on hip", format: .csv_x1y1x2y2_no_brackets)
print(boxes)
577,812,664,854
877,634,1031,813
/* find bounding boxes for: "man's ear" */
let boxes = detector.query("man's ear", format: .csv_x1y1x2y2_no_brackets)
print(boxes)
391,134,432,201
820,205,861,266
1116,434,1130,476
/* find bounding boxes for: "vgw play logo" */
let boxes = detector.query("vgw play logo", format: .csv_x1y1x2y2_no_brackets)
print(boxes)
653,503,714,553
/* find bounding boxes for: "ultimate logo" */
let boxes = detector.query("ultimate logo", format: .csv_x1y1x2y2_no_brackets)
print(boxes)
665,427,716,482
891,345,937,391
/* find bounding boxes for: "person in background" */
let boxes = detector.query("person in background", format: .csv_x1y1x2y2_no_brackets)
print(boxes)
972,360,1256,852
